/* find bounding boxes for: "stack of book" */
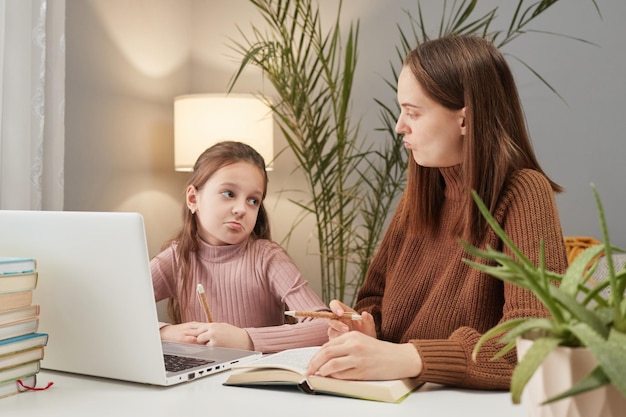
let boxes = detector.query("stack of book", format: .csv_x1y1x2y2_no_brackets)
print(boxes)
0,257,48,399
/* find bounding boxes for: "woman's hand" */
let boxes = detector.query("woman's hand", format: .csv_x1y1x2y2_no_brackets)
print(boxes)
307,331,422,381
327,300,376,339
159,322,205,344
195,322,254,351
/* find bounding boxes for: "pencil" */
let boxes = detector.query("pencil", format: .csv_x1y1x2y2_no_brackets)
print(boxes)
196,284,213,323
284,310,362,321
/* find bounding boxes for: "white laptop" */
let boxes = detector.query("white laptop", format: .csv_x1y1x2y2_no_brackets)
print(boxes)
0,210,262,386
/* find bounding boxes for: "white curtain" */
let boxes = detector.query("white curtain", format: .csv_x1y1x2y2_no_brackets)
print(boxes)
0,0,65,210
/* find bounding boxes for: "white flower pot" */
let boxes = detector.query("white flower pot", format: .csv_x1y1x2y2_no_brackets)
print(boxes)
516,338,626,417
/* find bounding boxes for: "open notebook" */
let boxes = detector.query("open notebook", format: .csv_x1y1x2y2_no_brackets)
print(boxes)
0,210,261,386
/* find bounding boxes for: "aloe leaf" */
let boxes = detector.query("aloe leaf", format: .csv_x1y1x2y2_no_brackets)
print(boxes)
470,191,532,267
580,278,611,308
561,245,605,295
591,185,626,317
498,318,554,345
616,268,626,308
492,319,555,361
543,366,610,404
472,318,528,360
511,337,562,404
570,323,626,398
550,288,608,338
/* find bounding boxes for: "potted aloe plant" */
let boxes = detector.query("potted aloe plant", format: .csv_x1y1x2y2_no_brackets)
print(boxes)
463,185,626,416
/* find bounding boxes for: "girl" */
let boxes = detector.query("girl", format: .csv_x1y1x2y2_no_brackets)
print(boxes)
307,35,568,389
151,141,329,353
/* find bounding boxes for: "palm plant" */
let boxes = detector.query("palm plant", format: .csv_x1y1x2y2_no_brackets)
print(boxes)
229,0,601,306
229,0,406,305
463,185,626,404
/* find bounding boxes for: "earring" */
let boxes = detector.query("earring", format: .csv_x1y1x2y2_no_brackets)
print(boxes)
190,208,196,215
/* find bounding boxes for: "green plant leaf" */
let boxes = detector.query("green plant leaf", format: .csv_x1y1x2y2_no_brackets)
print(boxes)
468,191,532,267
591,184,626,332
498,318,554,346
549,288,609,338
491,319,556,361
543,366,610,404
570,323,626,398
472,318,528,361
560,244,605,295
230,0,404,304
511,337,562,404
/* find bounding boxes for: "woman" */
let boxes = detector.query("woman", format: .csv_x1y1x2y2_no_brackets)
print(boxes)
307,35,568,390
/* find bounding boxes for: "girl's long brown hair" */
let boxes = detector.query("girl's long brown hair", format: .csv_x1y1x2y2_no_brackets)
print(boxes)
166,141,270,323
400,35,562,243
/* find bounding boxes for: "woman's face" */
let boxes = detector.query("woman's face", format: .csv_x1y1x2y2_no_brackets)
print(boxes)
186,161,264,246
395,66,465,168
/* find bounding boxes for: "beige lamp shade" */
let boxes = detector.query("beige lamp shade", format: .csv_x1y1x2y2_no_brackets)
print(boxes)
174,93,274,171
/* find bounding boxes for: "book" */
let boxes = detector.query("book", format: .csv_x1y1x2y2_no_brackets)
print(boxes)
0,257,36,275
0,305,40,327
0,318,39,342
0,291,33,313
0,374,36,399
0,271,38,294
0,347,44,371
224,347,423,403
0,333,49,357
0,361,40,384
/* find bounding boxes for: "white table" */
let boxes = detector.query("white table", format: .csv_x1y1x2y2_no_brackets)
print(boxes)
2,369,527,417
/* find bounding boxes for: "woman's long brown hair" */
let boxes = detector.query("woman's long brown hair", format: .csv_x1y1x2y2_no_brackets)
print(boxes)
400,35,562,243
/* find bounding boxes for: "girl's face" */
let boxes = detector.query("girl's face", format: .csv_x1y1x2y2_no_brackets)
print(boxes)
186,161,265,246
395,66,466,167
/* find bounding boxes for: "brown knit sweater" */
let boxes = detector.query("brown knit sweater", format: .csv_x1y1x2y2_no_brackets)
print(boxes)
354,166,567,390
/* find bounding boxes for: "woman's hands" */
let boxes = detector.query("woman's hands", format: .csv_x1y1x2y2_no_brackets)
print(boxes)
307,331,423,381
306,299,423,381
160,321,253,351
326,300,376,339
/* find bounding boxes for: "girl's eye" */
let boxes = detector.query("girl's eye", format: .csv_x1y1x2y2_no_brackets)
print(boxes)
247,198,260,206
221,190,234,198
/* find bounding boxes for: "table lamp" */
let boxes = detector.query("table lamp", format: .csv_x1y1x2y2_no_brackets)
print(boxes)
174,93,274,171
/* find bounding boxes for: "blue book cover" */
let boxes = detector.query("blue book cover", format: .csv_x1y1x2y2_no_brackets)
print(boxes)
0,257,37,275
0,333,49,357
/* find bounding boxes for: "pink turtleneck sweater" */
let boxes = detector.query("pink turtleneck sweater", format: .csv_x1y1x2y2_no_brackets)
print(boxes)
151,238,329,353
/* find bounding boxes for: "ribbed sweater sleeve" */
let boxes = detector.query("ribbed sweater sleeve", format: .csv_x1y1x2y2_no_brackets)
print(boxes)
354,167,567,390
151,239,329,353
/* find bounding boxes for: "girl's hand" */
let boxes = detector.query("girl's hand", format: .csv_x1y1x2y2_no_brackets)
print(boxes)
196,322,254,351
159,322,205,344
327,300,376,339
306,331,422,381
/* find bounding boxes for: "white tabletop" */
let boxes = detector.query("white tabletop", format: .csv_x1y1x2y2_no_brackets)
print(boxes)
2,369,527,417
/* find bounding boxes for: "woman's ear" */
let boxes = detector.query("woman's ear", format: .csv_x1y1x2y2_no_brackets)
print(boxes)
459,107,467,136
186,185,198,214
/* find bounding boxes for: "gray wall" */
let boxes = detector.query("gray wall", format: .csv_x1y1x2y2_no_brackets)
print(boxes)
65,0,626,298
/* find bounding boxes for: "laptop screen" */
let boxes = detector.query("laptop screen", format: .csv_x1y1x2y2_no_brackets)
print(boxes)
0,210,261,386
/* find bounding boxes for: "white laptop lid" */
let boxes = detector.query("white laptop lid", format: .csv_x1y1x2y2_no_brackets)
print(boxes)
0,210,261,386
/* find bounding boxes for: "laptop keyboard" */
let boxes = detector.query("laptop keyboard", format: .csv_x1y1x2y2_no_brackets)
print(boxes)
163,354,215,372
